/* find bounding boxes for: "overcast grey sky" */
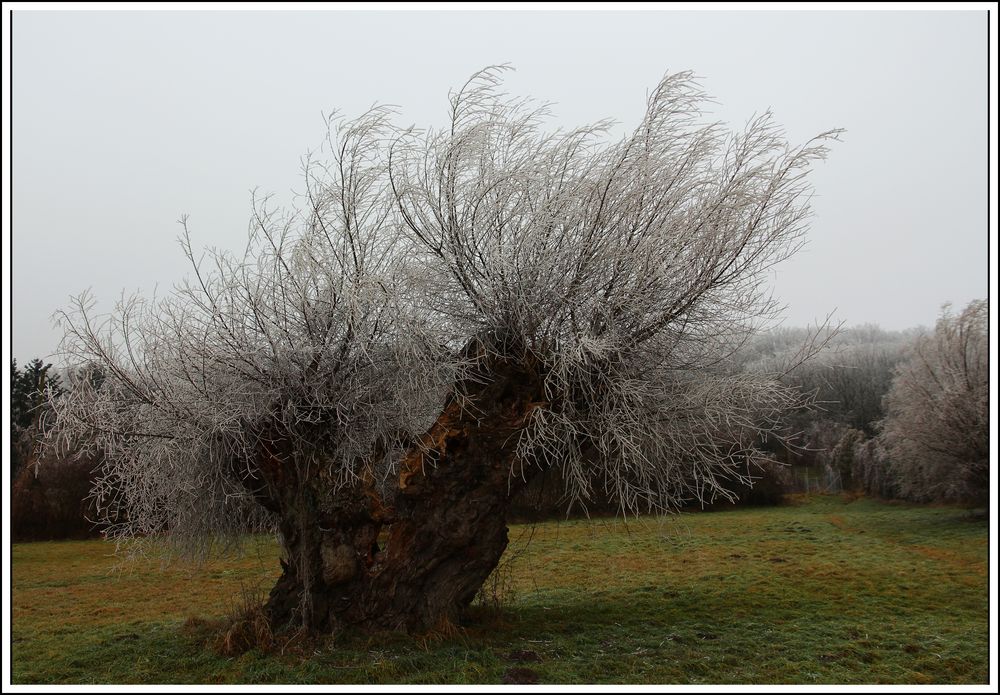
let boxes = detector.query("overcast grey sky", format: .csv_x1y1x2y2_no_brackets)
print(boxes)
10,9,988,365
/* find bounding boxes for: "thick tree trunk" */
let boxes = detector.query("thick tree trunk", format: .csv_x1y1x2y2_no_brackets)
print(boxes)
260,350,546,634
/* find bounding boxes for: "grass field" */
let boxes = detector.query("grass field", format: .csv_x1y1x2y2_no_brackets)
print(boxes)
10,495,989,685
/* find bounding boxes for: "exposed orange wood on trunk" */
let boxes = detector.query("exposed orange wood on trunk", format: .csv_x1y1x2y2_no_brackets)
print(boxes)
264,351,550,633
398,398,466,491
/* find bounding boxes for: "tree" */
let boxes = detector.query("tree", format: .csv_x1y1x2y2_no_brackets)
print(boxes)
46,68,838,634
10,358,63,480
879,300,989,505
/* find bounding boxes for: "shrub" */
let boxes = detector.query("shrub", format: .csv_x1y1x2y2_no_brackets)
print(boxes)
829,428,866,492
851,437,896,499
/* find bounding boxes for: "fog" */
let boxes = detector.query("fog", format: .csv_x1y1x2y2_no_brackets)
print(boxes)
10,9,988,364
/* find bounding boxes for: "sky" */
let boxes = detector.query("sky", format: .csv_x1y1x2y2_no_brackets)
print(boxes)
8,8,990,365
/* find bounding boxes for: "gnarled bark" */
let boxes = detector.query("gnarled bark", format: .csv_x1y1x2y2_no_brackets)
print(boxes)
260,352,546,633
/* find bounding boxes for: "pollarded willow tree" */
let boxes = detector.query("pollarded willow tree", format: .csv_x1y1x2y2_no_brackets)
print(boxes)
47,68,839,635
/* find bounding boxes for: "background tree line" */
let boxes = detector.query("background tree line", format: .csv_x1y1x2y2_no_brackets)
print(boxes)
737,302,989,506
13,298,989,544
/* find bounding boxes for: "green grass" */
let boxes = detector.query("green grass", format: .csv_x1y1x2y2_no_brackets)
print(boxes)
11,495,989,685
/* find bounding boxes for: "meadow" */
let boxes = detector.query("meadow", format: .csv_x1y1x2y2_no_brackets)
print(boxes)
10,495,989,685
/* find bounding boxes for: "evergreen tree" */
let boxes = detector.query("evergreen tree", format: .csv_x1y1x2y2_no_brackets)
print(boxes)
10,358,63,479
